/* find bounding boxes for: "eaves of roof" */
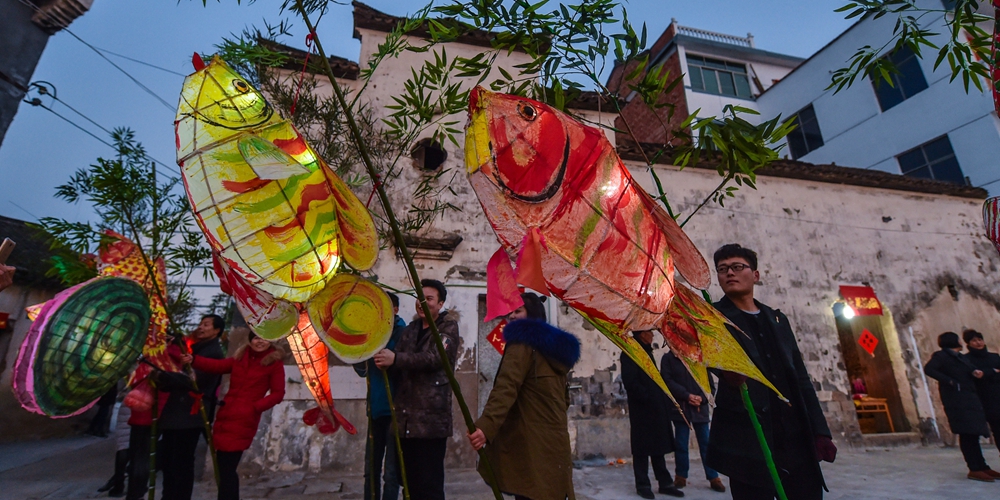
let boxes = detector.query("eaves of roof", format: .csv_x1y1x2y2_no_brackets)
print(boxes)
674,35,805,68
257,38,360,81
616,142,988,200
352,1,545,53
0,215,64,290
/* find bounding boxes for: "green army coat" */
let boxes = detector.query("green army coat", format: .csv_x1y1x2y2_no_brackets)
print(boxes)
475,319,581,500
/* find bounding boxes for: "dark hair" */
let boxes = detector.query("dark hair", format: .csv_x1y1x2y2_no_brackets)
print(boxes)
421,279,447,303
963,329,984,344
202,314,225,334
938,332,961,349
387,292,400,308
247,330,259,342
713,244,758,271
520,292,547,321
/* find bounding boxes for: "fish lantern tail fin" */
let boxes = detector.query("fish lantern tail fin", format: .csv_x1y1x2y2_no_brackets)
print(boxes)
577,309,683,413
332,408,357,435
660,284,786,401
302,406,339,434
306,274,394,363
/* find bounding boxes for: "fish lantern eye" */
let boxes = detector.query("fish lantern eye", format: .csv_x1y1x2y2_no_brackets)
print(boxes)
517,102,538,121
232,79,250,93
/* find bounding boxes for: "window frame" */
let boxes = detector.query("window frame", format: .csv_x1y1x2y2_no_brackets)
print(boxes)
686,55,755,100
895,135,965,184
869,45,929,112
786,104,824,160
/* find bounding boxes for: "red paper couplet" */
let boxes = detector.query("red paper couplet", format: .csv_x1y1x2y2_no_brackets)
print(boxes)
839,285,884,316
858,329,879,357
487,320,508,354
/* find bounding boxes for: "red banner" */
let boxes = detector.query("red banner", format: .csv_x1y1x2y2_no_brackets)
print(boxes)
839,285,883,316
486,320,507,354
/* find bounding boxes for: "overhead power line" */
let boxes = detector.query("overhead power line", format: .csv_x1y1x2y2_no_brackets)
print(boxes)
92,46,188,77
25,83,182,178
17,0,176,112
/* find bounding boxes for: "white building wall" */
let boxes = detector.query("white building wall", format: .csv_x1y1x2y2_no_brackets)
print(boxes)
756,3,999,194
677,43,800,123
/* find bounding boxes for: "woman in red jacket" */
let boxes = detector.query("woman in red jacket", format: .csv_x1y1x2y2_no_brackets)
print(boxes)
181,331,285,500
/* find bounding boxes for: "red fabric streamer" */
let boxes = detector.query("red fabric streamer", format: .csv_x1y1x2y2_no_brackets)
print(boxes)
366,174,382,208
485,248,523,322
290,33,316,116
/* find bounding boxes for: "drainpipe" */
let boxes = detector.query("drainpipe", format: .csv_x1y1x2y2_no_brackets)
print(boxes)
907,326,940,440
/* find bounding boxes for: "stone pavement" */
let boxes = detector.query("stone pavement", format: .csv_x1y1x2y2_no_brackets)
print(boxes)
2,436,999,499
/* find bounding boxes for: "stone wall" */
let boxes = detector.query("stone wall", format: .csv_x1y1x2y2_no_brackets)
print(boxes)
242,9,999,472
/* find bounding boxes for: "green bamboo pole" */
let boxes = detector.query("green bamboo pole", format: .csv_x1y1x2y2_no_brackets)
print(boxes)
740,382,787,500
290,3,504,499
147,384,159,500
366,376,375,500
382,371,411,500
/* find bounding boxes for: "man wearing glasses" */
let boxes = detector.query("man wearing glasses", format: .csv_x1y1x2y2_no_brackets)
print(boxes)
706,244,835,500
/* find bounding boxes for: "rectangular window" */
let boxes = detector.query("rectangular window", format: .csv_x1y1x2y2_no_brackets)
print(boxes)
687,55,753,99
869,45,929,111
786,104,824,160
896,135,965,184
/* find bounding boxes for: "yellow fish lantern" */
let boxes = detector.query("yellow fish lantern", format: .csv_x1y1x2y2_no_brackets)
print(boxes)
175,54,391,362
465,86,782,402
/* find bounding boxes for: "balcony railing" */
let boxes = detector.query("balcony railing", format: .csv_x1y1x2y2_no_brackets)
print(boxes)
674,20,755,48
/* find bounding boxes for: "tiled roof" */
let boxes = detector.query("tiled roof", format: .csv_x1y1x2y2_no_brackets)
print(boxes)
257,38,360,80
0,215,63,289
616,142,988,199
352,1,540,52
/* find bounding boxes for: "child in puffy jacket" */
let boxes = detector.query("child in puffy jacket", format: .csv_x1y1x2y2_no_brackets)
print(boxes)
181,330,285,500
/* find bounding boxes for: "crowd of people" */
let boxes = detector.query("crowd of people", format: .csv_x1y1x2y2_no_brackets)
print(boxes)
5,241,998,499
924,329,1000,482
91,314,286,500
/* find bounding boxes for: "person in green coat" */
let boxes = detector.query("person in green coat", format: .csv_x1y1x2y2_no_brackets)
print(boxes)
467,293,581,500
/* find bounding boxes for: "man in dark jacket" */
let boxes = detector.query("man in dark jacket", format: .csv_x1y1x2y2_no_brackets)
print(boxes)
374,279,459,500
621,330,684,499
158,314,225,500
661,350,724,493
354,292,406,500
707,244,834,500
964,329,1000,456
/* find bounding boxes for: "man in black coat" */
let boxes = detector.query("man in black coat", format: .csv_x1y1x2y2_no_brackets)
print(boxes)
661,350,724,493
621,330,684,499
964,329,1000,456
707,244,835,500
925,331,996,481
158,314,225,500
374,279,459,500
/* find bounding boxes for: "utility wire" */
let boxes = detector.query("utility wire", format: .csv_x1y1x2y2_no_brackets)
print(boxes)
92,46,187,77
17,0,176,112
25,94,182,178
62,29,176,112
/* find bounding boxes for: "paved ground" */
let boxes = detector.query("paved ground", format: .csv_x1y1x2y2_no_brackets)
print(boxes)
2,436,999,499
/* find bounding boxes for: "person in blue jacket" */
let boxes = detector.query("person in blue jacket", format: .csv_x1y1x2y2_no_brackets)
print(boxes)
354,292,407,500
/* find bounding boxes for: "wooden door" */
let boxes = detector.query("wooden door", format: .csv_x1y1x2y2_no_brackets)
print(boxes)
835,313,910,433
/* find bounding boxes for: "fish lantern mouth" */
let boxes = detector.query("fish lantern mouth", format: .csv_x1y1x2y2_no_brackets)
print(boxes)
465,86,492,174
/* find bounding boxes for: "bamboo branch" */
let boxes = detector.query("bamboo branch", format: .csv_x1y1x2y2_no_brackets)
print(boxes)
291,3,503,499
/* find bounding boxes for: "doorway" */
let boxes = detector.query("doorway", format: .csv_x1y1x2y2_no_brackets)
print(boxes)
833,305,910,434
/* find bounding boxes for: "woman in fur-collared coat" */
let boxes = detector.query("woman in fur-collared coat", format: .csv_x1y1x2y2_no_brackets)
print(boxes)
468,293,581,500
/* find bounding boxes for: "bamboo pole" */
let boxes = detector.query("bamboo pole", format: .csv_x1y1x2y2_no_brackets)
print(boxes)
290,4,504,498
740,382,787,500
147,384,159,500
383,371,411,500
